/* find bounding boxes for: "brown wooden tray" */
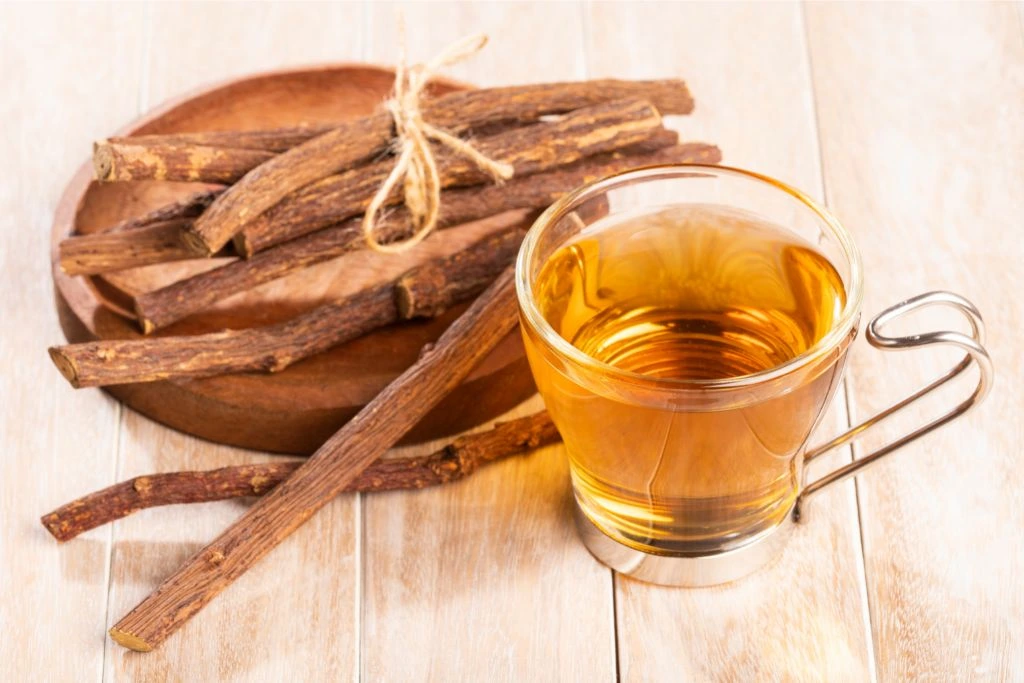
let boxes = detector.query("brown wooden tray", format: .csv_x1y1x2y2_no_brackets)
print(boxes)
51,64,535,455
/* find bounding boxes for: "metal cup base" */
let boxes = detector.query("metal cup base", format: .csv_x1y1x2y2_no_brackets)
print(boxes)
572,503,794,587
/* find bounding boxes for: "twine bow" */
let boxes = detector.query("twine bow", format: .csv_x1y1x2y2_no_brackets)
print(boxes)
362,25,515,253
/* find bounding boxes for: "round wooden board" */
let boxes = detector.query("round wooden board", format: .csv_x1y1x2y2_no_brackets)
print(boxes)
51,64,535,455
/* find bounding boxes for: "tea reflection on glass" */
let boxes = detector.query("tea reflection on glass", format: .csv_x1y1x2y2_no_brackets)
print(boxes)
515,165,991,584
525,203,851,551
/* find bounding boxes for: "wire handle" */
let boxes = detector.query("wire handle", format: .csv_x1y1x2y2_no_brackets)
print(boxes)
795,291,994,521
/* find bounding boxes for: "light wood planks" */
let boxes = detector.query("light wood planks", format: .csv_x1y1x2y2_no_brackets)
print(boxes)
806,3,1024,679
4,2,1021,681
586,2,874,679
360,3,616,681
142,1,369,109
0,4,144,681
102,4,367,681
362,397,616,681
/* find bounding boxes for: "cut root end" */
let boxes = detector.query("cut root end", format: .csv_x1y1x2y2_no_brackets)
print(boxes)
47,347,81,388
109,627,154,652
92,142,114,182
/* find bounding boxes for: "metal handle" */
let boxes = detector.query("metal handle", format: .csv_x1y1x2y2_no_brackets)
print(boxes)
794,291,994,521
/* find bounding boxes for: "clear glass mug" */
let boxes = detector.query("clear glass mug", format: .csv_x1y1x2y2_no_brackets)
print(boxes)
515,165,993,586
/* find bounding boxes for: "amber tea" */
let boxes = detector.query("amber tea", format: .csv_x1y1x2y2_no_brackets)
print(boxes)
517,165,991,586
523,205,848,552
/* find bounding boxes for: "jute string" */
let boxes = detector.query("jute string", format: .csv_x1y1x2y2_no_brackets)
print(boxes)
363,24,515,253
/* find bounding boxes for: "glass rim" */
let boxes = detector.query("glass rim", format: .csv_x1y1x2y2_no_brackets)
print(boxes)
514,163,865,391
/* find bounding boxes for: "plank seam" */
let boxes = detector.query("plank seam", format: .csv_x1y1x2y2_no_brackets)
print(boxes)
356,492,365,683
799,3,879,680
576,3,620,681
356,5,370,682
99,401,123,683
578,3,619,680
848,383,879,683
136,2,153,115
1017,2,1024,45
102,6,151,679
611,571,622,683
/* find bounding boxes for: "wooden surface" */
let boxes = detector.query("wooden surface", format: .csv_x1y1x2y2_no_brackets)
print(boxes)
2,2,1020,681
53,64,535,455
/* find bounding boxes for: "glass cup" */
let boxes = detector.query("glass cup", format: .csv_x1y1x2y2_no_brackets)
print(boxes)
515,165,993,586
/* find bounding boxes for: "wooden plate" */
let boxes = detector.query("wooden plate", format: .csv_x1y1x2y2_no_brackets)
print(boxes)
51,64,535,455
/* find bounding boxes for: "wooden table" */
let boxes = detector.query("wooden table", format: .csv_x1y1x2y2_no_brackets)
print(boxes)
2,2,1021,680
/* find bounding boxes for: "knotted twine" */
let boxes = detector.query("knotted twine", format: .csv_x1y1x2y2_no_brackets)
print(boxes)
363,27,515,254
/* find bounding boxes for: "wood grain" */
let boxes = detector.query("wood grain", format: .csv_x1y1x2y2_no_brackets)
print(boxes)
103,3,367,680
236,97,673,254
52,66,536,455
51,225,528,387
0,4,144,682
134,138,700,333
360,4,617,681
94,140,275,183
42,411,558,542
191,78,690,255
806,3,1024,678
110,266,520,651
5,2,1021,681
60,219,208,276
585,2,874,679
